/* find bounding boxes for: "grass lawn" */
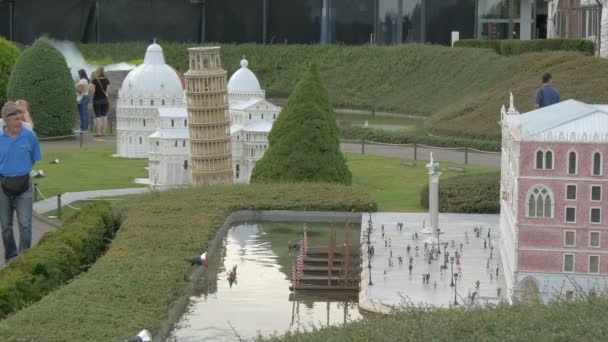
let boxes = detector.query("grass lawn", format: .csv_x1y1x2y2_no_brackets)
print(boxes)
33,146,147,200
38,147,496,217
346,153,496,212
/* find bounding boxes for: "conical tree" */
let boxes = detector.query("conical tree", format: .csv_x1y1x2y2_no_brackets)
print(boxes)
7,38,76,137
251,63,351,184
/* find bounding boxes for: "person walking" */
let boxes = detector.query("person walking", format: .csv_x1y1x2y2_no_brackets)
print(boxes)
75,69,90,132
90,66,110,136
0,101,42,264
533,73,560,109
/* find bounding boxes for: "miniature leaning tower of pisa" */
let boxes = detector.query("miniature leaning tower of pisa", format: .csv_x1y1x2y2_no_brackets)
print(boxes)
185,47,233,185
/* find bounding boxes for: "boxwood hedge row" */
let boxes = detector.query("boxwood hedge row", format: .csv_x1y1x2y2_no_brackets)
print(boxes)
455,38,595,56
420,171,500,213
0,201,117,319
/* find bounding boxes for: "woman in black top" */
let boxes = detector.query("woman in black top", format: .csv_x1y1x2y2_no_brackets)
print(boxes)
90,66,110,136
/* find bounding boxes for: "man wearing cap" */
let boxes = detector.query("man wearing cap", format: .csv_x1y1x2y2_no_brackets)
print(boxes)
0,101,41,263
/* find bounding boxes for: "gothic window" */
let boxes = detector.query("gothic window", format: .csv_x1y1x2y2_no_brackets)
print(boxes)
139,137,142,144
235,164,240,179
171,119,175,127
545,151,553,169
184,160,189,170
175,140,178,147
251,149,254,157
261,114,264,119
183,140,186,147
592,152,602,175
140,99,143,105
249,113,252,119
143,119,146,127
527,186,553,218
156,141,159,146
568,151,578,175
535,150,543,169
184,119,187,127
273,114,276,119
161,100,165,106
151,100,154,106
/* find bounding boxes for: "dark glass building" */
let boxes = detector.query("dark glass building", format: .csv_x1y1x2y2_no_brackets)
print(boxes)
0,0,544,45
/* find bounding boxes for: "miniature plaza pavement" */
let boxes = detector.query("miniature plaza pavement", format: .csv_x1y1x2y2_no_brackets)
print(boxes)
360,212,504,311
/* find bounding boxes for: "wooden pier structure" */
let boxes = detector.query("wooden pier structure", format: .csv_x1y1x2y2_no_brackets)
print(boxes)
290,223,361,292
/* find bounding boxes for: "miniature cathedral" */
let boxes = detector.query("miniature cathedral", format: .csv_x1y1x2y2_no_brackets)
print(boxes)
116,43,281,187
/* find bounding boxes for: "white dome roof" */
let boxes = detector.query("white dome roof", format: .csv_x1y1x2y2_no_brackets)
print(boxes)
227,58,262,93
120,43,184,98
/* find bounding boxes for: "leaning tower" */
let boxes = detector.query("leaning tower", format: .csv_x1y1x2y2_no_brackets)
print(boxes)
185,47,233,185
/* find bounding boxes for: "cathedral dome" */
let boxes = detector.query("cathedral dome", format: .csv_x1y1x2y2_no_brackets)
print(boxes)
227,58,262,93
120,43,184,98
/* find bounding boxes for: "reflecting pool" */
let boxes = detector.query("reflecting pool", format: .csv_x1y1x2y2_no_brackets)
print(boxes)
336,113,420,131
169,222,362,342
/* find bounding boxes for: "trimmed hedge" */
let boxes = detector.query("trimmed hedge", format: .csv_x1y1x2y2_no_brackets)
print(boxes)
341,126,501,152
455,38,595,56
0,37,20,106
420,171,500,213
0,201,117,319
7,38,77,137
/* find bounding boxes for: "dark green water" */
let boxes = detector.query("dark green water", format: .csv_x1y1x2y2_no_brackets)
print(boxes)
169,222,362,342
336,113,420,131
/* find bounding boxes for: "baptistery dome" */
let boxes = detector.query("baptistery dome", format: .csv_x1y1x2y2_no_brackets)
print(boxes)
227,58,265,103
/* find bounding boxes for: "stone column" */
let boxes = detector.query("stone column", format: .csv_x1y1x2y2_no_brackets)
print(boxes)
427,157,441,241
420,153,441,242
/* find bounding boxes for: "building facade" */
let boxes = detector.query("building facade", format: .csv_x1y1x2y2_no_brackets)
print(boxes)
500,98,608,303
0,0,548,46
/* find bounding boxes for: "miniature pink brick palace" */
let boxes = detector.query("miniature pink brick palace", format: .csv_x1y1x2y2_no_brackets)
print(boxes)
499,96,608,303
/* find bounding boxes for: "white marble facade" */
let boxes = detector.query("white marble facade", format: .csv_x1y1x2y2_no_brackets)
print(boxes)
119,43,280,187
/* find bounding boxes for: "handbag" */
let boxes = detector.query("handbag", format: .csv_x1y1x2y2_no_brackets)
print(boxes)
96,77,112,112
1,174,31,197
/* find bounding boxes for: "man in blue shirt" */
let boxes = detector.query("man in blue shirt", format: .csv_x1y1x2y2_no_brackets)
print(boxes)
534,73,560,109
0,101,42,264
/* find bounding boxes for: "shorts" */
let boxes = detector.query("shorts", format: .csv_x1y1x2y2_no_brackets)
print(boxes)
93,102,108,118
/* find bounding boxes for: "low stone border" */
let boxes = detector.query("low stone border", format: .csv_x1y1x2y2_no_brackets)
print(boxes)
359,244,394,315
156,210,362,340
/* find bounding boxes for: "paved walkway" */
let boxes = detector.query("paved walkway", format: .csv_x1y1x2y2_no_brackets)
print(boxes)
359,213,505,312
33,188,149,214
341,142,500,169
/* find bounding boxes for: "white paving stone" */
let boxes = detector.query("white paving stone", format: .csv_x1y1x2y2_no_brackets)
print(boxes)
360,212,505,310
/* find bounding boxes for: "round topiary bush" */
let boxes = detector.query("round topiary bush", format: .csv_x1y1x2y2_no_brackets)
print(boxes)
7,38,76,137
0,37,20,106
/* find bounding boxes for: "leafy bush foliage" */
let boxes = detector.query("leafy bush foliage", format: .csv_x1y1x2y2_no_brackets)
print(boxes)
0,202,116,319
7,38,76,137
251,63,351,184
0,37,20,106
455,38,595,56
420,171,500,213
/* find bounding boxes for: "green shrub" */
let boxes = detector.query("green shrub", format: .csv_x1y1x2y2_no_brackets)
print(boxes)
7,38,77,137
0,202,116,319
0,37,20,106
455,38,595,56
252,63,352,184
420,171,500,213
342,126,501,152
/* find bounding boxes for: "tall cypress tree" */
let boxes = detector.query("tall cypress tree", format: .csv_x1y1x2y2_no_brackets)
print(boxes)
7,38,76,137
251,63,351,184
